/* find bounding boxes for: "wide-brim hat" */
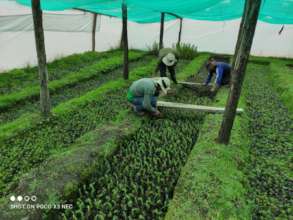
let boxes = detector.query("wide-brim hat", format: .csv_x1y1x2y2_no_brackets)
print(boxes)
162,53,177,66
153,77,171,95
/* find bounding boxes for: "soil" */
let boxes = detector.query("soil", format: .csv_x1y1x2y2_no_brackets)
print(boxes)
0,119,137,220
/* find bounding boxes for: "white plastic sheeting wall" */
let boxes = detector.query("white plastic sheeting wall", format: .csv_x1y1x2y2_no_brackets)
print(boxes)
1,1,293,72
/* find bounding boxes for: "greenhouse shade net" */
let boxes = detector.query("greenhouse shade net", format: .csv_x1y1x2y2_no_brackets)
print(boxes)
0,13,101,32
16,0,293,24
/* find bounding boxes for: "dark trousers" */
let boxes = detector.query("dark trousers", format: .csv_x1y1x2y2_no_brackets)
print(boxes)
130,96,157,112
159,61,177,84
222,71,231,85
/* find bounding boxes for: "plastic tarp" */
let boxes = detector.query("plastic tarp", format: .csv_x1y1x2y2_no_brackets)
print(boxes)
16,0,293,24
0,13,100,32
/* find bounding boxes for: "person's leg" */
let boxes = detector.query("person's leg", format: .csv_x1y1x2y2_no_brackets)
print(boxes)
168,66,178,84
222,71,231,85
149,96,163,117
150,96,158,108
131,97,144,112
159,61,167,77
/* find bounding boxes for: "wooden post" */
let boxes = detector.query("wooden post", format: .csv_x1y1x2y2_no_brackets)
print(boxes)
217,0,262,144
122,1,129,79
177,18,183,45
231,0,250,67
31,0,51,116
159,12,165,49
120,29,123,49
92,13,97,51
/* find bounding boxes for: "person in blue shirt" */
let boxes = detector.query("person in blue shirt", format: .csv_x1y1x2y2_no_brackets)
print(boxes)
204,58,231,92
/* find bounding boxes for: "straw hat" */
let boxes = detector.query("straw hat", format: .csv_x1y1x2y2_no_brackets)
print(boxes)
162,53,177,66
154,77,171,95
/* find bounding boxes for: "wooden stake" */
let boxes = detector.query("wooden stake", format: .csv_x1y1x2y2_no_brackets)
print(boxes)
159,12,165,49
217,0,262,144
122,2,129,79
92,13,97,51
177,18,183,45
31,0,51,116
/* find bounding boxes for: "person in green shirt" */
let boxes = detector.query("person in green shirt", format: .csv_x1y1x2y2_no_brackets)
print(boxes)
127,77,171,116
155,48,179,84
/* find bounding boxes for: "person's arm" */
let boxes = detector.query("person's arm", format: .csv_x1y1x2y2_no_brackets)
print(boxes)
214,66,224,87
143,94,157,112
211,67,223,92
169,66,178,84
205,72,213,85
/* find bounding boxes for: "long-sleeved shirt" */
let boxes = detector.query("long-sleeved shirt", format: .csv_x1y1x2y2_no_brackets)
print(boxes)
205,62,231,86
128,78,156,112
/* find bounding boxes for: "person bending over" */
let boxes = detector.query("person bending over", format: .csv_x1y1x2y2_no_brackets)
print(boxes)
155,48,179,84
205,58,231,92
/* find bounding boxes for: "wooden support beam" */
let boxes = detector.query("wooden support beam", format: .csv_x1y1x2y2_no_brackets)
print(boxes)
165,12,182,19
74,8,114,18
92,13,97,51
122,2,129,79
177,18,183,45
159,12,165,49
31,0,51,116
157,101,244,114
217,0,262,144
178,81,207,87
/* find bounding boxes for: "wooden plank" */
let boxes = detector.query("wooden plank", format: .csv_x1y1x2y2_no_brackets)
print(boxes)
178,81,207,86
157,101,244,114
178,81,213,90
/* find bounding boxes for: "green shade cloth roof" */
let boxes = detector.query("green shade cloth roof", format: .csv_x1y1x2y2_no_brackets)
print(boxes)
16,0,293,24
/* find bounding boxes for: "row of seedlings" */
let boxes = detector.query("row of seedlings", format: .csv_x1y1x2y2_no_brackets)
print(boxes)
0,59,159,197
0,53,150,124
244,64,293,219
0,49,120,94
56,61,211,220
0,51,145,113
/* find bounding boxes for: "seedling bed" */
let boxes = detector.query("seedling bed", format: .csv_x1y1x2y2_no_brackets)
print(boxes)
244,64,292,219
0,57,152,125
54,86,210,220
